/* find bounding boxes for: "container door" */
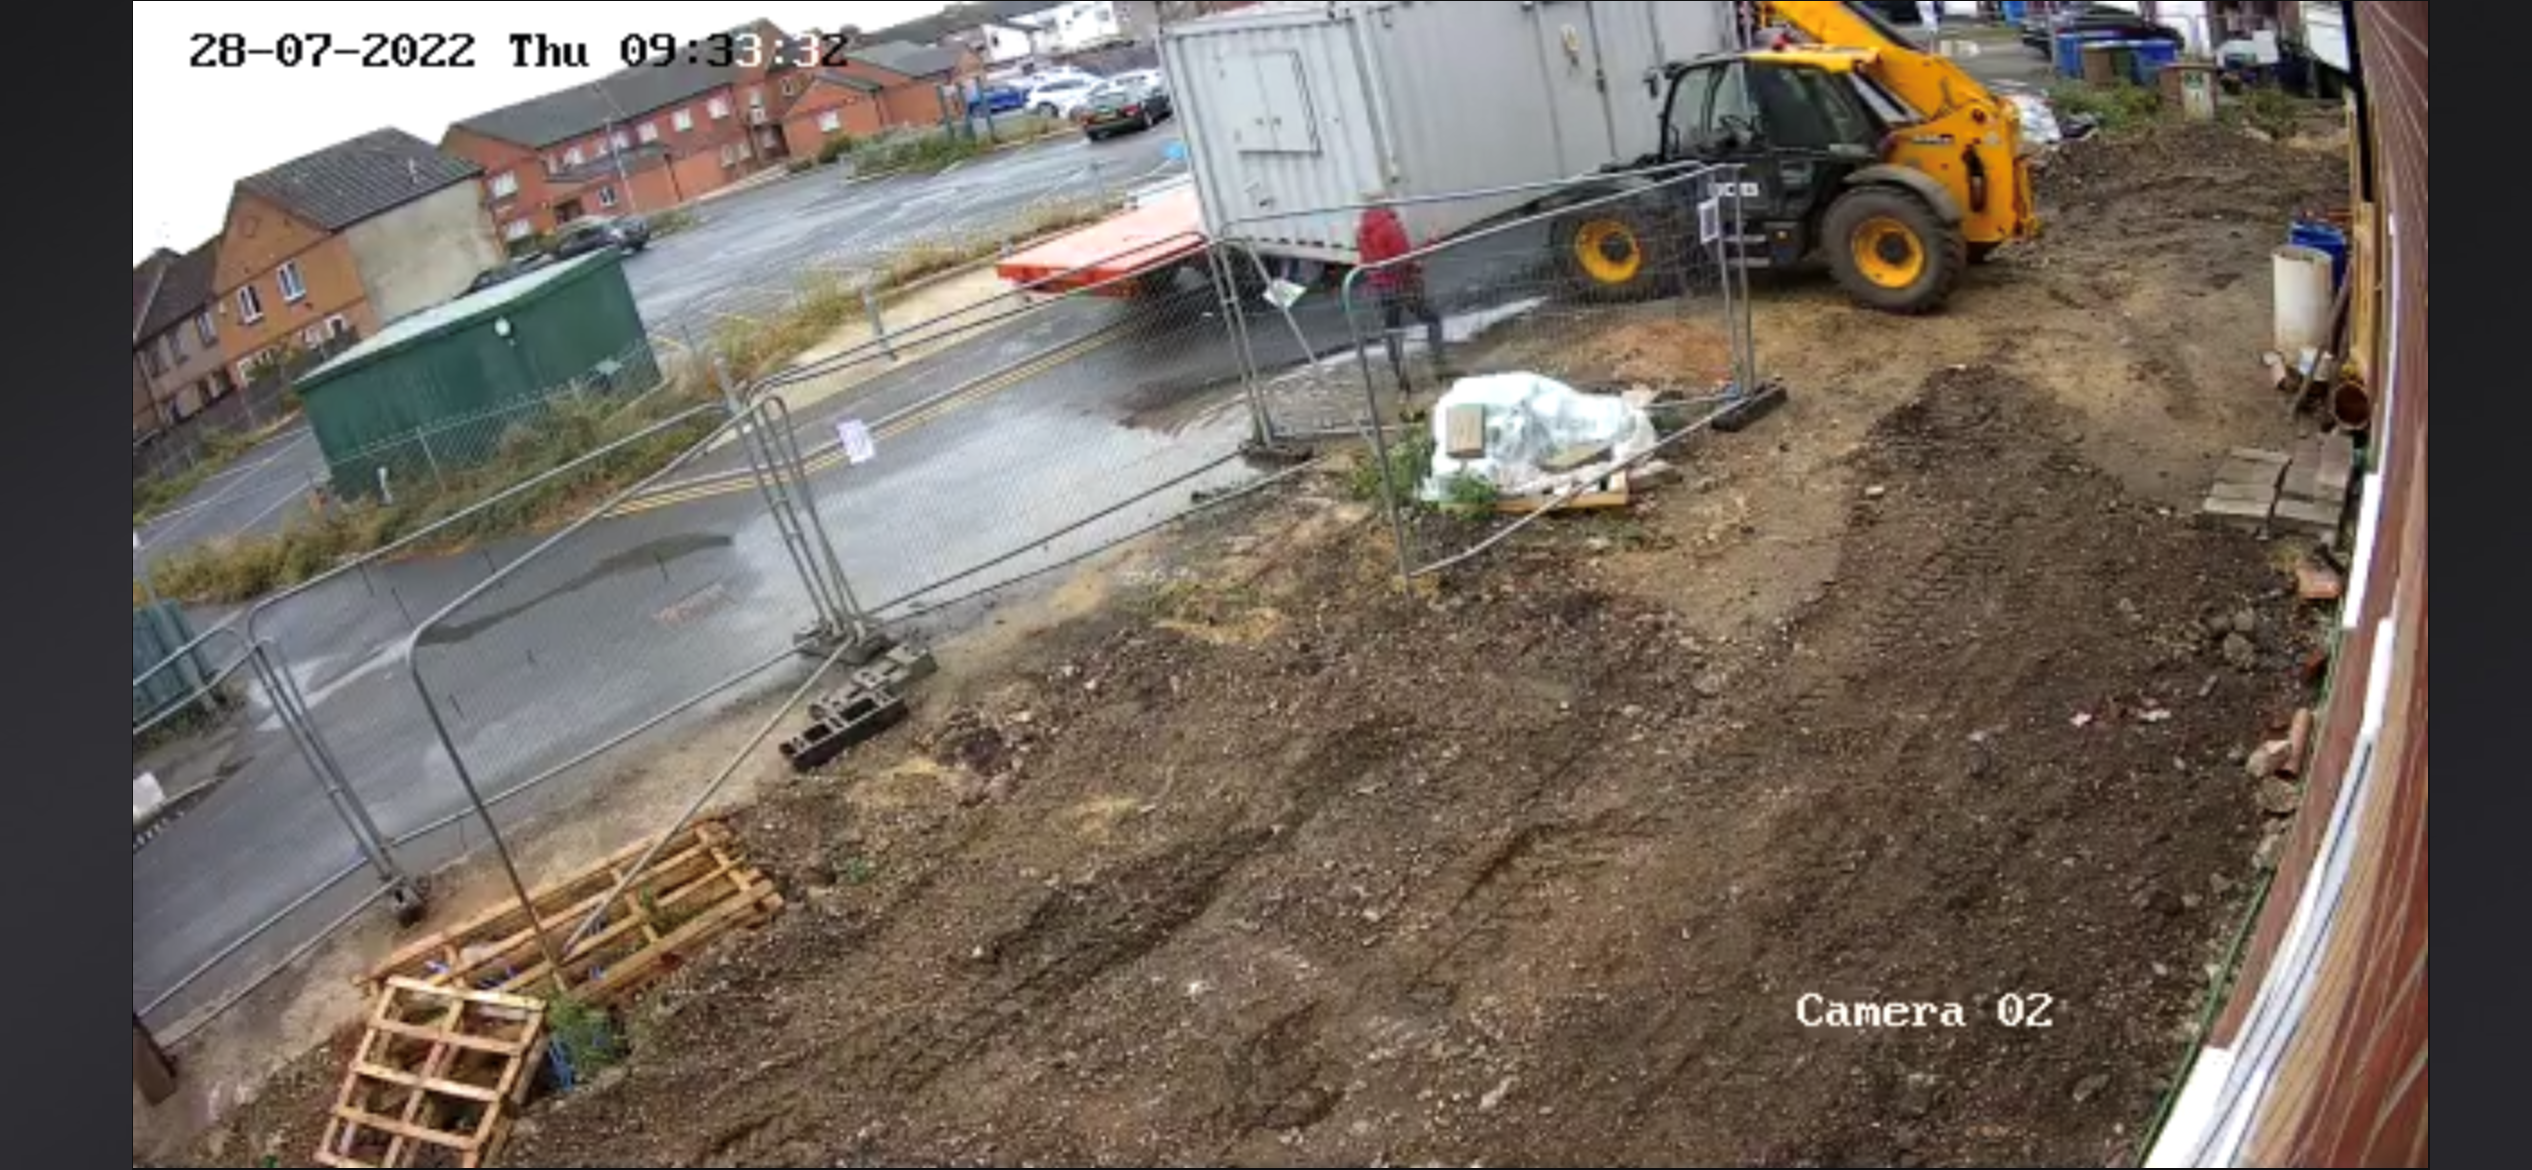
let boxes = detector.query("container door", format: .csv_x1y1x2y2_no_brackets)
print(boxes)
1213,48,1320,156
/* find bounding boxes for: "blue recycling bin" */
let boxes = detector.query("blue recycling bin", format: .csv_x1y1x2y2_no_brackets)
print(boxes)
2056,30,2129,78
2128,39,2183,83
2002,1,2030,23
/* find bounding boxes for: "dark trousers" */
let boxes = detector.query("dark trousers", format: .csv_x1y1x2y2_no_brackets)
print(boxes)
1376,282,1448,387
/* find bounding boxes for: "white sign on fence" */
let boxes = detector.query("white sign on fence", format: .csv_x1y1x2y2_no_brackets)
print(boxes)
1698,196,1722,245
837,419,878,465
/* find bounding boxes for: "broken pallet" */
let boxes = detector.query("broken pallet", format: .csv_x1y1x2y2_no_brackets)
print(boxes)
362,821,782,1007
316,978,545,1168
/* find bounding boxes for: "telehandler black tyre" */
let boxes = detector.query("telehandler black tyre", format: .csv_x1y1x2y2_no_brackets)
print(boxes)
1552,204,1677,304
1823,186,1965,315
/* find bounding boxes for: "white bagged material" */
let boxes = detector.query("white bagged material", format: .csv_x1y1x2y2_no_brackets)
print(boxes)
1426,373,1657,500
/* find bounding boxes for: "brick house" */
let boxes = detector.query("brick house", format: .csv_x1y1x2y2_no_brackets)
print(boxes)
777,41,986,159
443,21,807,247
131,239,234,438
212,129,502,386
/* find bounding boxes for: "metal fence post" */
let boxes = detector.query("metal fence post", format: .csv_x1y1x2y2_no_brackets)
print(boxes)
862,277,897,360
419,430,444,488
716,361,846,635
242,642,413,905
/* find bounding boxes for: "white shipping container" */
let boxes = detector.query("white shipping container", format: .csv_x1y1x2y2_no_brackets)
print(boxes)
1160,0,1738,265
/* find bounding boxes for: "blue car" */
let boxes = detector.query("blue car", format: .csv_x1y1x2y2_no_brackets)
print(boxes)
977,85,1027,114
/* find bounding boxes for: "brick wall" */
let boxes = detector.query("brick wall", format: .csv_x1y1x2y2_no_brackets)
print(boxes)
211,194,372,381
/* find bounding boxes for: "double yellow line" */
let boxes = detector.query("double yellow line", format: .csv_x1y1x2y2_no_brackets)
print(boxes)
605,324,1129,520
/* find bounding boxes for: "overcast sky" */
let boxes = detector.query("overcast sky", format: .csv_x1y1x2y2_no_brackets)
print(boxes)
133,1,950,264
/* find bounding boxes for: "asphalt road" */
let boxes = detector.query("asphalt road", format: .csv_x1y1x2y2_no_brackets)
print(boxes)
132,259,1304,1029
628,125,1185,335
132,123,1187,564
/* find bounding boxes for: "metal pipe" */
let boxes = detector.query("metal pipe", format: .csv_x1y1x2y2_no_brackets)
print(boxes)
130,643,254,740
254,641,407,888
137,855,369,1022
718,371,837,632
561,635,856,952
389,645,800,847
156,877,394,1048
397,402,775,993
869,449,1248,617
882,455,1324,624
764,396,868,634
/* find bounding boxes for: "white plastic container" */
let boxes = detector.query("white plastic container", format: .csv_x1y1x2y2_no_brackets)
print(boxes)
133,771,167,828
2272,245,2335,355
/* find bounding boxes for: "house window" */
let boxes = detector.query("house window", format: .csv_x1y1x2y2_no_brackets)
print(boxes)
300,324,324,347
490,169,519,198
637,121,660,143
673,108,694,131
195,311,216,347
234,349,272,383
719,143,740,167
503,218,534,241
597,185,619,209
564,145,585,166
141,344,164,377
277,261,307,302
612,130,631,150
235,284,264,324
162,332,184,365
818,109,843,133
708,96,731,119
325,314,350,339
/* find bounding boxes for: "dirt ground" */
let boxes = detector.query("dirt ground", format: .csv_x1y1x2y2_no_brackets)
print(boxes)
166,119,2349,1168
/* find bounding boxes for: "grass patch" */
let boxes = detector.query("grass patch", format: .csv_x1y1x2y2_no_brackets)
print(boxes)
545,993,626,1085
134,427,272,526
645,207,699,238
1347,432,1436,511
2048,79,2164,133
149,375,722,605
2226,84,2306,140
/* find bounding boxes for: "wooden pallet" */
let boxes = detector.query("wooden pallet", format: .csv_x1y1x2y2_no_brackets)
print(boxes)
363,821,783,1007
316,978,546,1168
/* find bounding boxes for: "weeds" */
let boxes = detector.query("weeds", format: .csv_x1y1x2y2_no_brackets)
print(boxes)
1438,472,1501,518
1348,432,1437,511
2048,80,2164,132
545,993,626,1085
2227,84,2306,140
645,208,699,238
150,377,721,605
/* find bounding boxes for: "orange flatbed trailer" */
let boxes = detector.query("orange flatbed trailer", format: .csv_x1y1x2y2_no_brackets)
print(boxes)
995,185,1208,297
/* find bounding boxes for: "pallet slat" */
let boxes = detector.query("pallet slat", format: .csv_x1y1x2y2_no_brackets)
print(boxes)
318,979,546,1168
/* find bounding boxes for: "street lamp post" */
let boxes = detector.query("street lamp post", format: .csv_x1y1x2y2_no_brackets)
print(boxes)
595,83,640,215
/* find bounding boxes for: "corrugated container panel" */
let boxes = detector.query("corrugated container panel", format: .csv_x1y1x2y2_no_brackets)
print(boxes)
1165,0,1733,263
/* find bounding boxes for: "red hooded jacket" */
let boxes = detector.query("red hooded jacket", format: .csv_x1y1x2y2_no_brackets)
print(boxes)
1356,206,1420,292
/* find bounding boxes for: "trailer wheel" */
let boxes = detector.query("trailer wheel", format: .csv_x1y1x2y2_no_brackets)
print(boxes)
1553,207,1671,303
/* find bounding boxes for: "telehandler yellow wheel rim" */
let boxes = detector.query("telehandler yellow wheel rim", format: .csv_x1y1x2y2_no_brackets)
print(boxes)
1573,219,1644,285
1851,215,1926,289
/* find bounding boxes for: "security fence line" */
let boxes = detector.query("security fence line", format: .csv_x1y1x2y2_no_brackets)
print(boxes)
134,165,1763,1042
1341,163,1763,580
319,339,670,501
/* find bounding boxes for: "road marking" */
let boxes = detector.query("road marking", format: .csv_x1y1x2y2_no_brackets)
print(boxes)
599,323,1132,520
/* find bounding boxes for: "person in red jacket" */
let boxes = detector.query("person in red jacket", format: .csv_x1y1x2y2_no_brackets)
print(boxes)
1357,195,1453,392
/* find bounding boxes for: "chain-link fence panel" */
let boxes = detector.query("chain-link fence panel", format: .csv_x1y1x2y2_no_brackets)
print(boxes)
398,395,851,885
133,639,409,1042
766,241,1282,624
1337,165,1764,578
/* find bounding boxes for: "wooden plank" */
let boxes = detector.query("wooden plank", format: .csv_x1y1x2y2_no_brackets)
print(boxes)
367,1019,528,1057
350,1061,504,1104
372,838,727,990
480,857,755,996
1442,404,1487,459
328,1106,483,1155
366,824,733,978
1495,484,1630,515
575,881,779,1004
382,976,548,1013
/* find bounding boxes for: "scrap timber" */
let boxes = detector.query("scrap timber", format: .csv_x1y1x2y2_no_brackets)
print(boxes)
361,821,782,1007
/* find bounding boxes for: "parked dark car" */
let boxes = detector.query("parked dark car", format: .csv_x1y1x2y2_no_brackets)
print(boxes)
551,214,650,259
2021,3,2185,52
463,254,554,294
1080,79,1172,142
